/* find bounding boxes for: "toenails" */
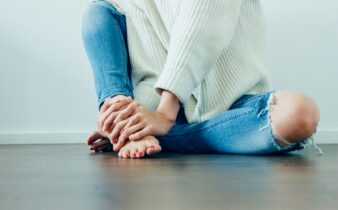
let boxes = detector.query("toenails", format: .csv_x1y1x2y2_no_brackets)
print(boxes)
123,151,130,158
115,136,161,159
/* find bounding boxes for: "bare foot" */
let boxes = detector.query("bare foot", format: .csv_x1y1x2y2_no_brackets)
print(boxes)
87,131,113,152
118,135,162,159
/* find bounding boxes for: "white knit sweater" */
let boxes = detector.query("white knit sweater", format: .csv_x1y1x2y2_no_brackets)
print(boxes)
108,0,272,123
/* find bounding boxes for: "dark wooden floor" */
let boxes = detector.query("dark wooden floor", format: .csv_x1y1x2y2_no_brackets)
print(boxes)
0,144,337,210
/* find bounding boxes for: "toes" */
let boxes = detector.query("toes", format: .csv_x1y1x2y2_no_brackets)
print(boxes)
146,145,162,155
130,147,137,159
118,144,131,159
116,137,161,159
136,145,147,158
87,130,104,145
122,149,130,158
90,139,110,152
118,148,124,158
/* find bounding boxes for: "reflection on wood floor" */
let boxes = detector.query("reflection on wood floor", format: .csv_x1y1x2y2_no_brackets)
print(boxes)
0,144,336,210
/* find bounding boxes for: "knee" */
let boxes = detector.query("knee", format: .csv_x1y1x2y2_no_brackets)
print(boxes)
270,91,320,144
82,1,115,37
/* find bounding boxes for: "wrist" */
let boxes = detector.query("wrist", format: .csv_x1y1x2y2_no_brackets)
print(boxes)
156,90,180,122
100,94,132,112
110,94,131,101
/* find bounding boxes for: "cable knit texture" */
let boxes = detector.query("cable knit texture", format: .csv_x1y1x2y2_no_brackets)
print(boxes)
108,0,273,123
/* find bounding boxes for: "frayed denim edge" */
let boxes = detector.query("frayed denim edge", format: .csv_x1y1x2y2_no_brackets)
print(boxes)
258,90,323,155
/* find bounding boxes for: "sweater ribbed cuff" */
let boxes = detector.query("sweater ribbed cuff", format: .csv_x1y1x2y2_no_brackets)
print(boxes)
154,70,195,104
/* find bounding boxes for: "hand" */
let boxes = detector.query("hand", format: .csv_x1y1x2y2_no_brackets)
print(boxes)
87,95,136,152
111,104,175,151
96,95,137,138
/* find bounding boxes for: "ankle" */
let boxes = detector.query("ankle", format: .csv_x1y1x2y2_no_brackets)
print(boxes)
110,94,131,101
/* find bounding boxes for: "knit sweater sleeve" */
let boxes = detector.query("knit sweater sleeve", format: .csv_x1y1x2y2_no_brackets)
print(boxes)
154,0,244,103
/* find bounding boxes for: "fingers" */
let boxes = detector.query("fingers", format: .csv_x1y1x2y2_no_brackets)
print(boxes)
113,143,119,152
113,101,139,125
100,96,132,113
103,101,138,133
102,111,119,133
120,121,146,142
129,126,154,141
115,113,143,141
109,112,143,145
114,121,146,151
87,130,104,145
97,99,133,130
109,118,130,144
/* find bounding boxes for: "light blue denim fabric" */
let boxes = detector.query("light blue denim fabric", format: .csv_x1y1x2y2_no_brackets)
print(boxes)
158,91,311,154
82,0,133,110
82,0,318,155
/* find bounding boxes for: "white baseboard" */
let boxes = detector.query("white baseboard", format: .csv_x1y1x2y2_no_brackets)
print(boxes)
0,132,89,144
0,130,337,145
314,130,338,144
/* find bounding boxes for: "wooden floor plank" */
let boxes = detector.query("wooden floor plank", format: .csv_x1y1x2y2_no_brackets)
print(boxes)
0,144,337,210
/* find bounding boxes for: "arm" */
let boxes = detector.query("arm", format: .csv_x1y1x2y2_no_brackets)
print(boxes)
102,0,245,149
154,0,244,104
111,91,179,150
87,95,137,151
156,90,180,123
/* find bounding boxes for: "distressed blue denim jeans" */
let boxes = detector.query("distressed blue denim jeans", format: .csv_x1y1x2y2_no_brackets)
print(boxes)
82,0,319,155
82,0,134,110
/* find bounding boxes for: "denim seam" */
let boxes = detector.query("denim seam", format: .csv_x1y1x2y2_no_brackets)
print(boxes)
94,1,130,100
103,1,133,93
231,94,262,108
113,17,129,91
89,1,122,93
165,107,259,137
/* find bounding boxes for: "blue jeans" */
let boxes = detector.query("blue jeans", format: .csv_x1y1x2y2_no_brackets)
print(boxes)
82,0,310,155
82,0,134,110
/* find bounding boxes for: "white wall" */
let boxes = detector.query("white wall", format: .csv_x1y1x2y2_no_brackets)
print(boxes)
0,1,97,143
0,0,337,144
261,0,338,143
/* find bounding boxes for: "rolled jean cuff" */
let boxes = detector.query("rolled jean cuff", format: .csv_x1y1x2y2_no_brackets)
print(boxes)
98,89,133,111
